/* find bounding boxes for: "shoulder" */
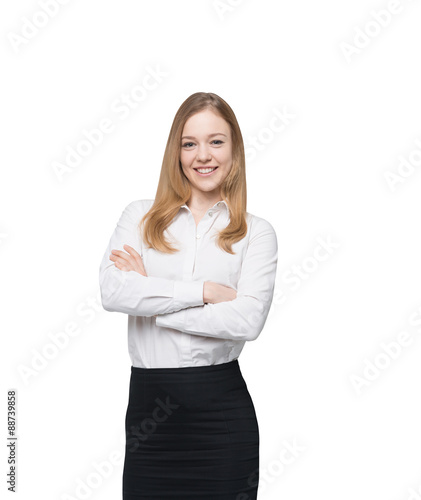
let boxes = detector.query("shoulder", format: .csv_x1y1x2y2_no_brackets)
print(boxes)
122,199,155,218
246,211,277,240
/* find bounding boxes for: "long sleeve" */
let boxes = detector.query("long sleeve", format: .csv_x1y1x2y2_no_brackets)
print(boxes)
99,200,205,317
155,218,278,341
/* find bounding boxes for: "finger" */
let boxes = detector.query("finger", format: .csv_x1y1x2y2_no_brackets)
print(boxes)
110,249,133,264
111,249,130,257
123,245,145,268
111,249,144,275
123,245,147,275
123,244,141,257
110,250,137,271
114,259,132,272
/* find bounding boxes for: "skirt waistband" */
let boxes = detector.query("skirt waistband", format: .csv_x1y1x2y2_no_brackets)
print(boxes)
131,358,239,376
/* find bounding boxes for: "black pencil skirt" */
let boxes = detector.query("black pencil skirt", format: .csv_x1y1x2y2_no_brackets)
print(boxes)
122,358,259,499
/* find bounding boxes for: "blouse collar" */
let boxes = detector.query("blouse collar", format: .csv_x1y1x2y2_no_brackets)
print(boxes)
180,200,229,212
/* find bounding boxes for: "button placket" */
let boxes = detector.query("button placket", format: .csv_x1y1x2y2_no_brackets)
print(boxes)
179,209,196,365
181,209,196,280
184,203,223,274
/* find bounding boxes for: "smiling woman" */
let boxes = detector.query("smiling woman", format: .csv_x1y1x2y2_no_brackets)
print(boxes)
99,92,278,499
179,110,233,188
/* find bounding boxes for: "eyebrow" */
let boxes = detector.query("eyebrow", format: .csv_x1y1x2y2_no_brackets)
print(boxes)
181,133,227,140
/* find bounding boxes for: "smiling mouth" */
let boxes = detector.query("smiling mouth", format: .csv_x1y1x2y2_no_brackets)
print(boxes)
193,166,218,175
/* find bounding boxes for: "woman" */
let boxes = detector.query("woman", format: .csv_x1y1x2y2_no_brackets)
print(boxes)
99,92,278,499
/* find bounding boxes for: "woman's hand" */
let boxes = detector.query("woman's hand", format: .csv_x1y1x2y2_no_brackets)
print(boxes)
109,244,147,277
203,281,237,304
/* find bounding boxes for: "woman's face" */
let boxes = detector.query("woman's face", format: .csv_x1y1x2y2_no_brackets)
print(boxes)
180,108,233,198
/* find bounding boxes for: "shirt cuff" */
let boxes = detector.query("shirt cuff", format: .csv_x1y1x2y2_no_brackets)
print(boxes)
173,280,204,310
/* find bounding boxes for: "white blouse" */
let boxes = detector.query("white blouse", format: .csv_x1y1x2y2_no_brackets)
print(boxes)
99,199,278,368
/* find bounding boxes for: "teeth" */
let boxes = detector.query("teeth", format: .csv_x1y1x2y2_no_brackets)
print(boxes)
196,167,216,174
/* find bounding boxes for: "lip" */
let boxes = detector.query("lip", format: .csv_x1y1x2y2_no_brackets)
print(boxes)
193,166,218,177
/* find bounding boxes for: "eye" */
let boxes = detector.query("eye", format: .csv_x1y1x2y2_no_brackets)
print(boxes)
182,142,194,148
211,140,223,145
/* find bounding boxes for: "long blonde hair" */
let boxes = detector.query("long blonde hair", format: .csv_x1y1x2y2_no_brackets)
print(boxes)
139,92,248,255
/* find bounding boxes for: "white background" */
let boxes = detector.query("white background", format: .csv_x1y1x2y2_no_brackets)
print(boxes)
2,1,421,499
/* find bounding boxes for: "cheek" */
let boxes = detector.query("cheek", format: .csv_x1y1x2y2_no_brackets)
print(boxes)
180,150,194,167
217,146,233,166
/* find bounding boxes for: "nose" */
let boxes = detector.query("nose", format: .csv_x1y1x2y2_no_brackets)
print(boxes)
196,146,212,162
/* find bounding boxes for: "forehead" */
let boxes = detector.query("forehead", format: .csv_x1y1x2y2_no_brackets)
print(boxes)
182,109,230,135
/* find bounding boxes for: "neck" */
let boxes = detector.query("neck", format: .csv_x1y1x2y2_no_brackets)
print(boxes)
186,190,223,212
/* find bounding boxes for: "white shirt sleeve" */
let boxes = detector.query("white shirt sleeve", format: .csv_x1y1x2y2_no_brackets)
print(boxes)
99,200,205,317
155,218,278,341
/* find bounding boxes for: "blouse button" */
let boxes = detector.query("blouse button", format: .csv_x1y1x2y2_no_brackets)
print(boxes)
208,211,213,217
196,234,201,239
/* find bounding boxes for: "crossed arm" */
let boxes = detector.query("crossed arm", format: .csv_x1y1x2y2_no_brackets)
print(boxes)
99,201,205,317
154,221,278,341
99,201,278,342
